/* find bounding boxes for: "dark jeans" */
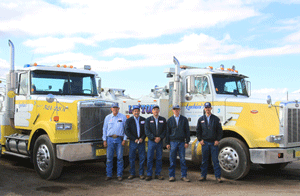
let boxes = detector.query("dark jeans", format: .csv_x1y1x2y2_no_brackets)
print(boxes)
169,141,187,178
129,141,146,176
106,137,124,177
147,140,163,176
201,141,221,178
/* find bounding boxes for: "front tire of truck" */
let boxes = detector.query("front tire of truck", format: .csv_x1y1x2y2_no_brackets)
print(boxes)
33,135,63,180
218,137,251,180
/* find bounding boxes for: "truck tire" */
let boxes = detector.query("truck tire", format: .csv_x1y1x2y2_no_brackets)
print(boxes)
218,137,250,180
33,135,63,180
259,163,289,170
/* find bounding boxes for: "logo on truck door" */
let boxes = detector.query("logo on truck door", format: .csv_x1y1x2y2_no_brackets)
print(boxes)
128,104,155,114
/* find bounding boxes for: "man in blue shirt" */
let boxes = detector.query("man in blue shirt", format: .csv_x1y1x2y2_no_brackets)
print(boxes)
145,105,167,181
166,105,190,182
196,102,223,183
125,105,146,180
102,102,127,181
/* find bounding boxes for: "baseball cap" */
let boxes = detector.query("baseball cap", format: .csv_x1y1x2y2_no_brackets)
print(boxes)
204,102,211,108
172,105,180,109
111,102,119,108
132,105,140,110
152,105,159,109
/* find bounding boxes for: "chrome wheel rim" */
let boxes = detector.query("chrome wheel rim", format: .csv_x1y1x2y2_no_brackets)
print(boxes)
218,146,239,172
36,144,50,171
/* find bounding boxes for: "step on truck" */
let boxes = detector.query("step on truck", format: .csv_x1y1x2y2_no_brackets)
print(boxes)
101,56,300,180
0,40,129,180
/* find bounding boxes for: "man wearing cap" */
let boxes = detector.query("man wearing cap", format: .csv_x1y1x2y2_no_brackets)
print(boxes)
166,105,190,182
102,102,127,181
196,102,223,183
125,105,146,180
145,105,167,181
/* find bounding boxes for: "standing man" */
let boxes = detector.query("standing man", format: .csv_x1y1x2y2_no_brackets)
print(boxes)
125,105,146,180
145,105,167,181
102,102,127,181
196,102,223,183
166,105,190,182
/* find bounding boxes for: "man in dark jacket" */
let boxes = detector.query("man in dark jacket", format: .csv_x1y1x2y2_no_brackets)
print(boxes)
166,105,190,182
145,105,167,181
196,102,223,183
125,105,146,180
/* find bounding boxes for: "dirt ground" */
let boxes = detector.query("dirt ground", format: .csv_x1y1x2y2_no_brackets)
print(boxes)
0,155,300,196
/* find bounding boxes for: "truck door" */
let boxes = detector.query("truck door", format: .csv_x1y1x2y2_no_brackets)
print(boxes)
182,75,213,131
15,72,33,127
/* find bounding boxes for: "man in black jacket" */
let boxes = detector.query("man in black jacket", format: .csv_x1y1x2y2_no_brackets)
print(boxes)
125,105,146,180
196,102,223,183
145,105,167,181
166,105,190,182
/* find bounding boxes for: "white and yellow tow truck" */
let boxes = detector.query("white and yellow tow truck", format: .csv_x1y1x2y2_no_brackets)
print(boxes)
0,40,129,180
101,56,300,180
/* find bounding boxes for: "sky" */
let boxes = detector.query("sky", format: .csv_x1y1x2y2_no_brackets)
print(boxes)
1,0,300,101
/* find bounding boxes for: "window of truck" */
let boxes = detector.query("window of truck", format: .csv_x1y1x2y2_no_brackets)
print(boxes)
31,70,97,96
212,74,248,96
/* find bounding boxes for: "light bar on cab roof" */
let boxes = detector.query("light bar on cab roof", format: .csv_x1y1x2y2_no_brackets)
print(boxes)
24,63,44,68
84,65,91,70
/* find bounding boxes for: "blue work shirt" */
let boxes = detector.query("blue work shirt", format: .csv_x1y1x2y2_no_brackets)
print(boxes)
174,115,180,126
206,115,211,124
134,116,140,137
102,112,127,141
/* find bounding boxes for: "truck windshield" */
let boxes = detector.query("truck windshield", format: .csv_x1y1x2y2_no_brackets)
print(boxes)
31,70,98,96
212,74,248,96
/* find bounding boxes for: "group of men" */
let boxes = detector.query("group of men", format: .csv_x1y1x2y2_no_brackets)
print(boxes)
102,101,223,183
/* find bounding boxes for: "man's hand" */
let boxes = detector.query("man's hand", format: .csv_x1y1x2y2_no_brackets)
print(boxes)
103,141,107,148
138,138,143,143
184,143,189,149
154,137,161,143
200,140,205,146
135,139,139,143
166,145,170,150
122,140,126,146
214,140,219,146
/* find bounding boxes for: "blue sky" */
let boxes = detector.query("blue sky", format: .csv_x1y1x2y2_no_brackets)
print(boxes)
1,0,300,100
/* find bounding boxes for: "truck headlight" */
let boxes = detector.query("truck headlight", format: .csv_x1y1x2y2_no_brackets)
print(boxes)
266,134,284,144
56,123,72,130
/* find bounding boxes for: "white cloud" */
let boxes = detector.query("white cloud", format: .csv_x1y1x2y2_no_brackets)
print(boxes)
251,88,300,101
23,37,96,54
0,0,259,39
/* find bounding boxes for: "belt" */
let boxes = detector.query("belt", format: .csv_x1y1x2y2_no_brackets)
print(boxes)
108,134,122,139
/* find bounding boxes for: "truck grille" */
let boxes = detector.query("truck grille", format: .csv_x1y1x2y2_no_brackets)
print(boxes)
79,106,111,141
287,108,300,143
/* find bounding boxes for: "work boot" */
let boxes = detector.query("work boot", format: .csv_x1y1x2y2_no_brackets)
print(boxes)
181,177,190,182
140,175,145,180
105,176,112,181
128,175,135,180
145,176,152,181
169,177,175,182
117,176,123,181
155,175,164,180
198,176,206,181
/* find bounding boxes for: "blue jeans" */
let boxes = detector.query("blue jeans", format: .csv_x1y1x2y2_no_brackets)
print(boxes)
129,141,146,176
106,137,124,177
147,140,163,176
201,141,221,178
169,141,187,178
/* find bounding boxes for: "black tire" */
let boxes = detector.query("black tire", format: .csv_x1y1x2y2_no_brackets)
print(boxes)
33,135,63,180
218,137,251,180
259,163,289,170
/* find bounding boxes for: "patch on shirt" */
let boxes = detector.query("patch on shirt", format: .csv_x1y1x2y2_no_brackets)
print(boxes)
118,119,123,122
141,121,145,124
201,120,205,123
150,121,154,123
159,120,164,123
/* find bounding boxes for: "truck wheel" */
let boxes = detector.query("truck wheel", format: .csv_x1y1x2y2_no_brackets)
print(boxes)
33,135,63,180
259,163,289,170
218,137,250,180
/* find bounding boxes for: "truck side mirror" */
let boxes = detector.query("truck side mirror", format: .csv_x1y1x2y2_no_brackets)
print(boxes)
186,76,195,94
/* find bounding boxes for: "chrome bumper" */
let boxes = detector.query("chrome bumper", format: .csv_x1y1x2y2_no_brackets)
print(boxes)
250,147,300,164
56,142,106,162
